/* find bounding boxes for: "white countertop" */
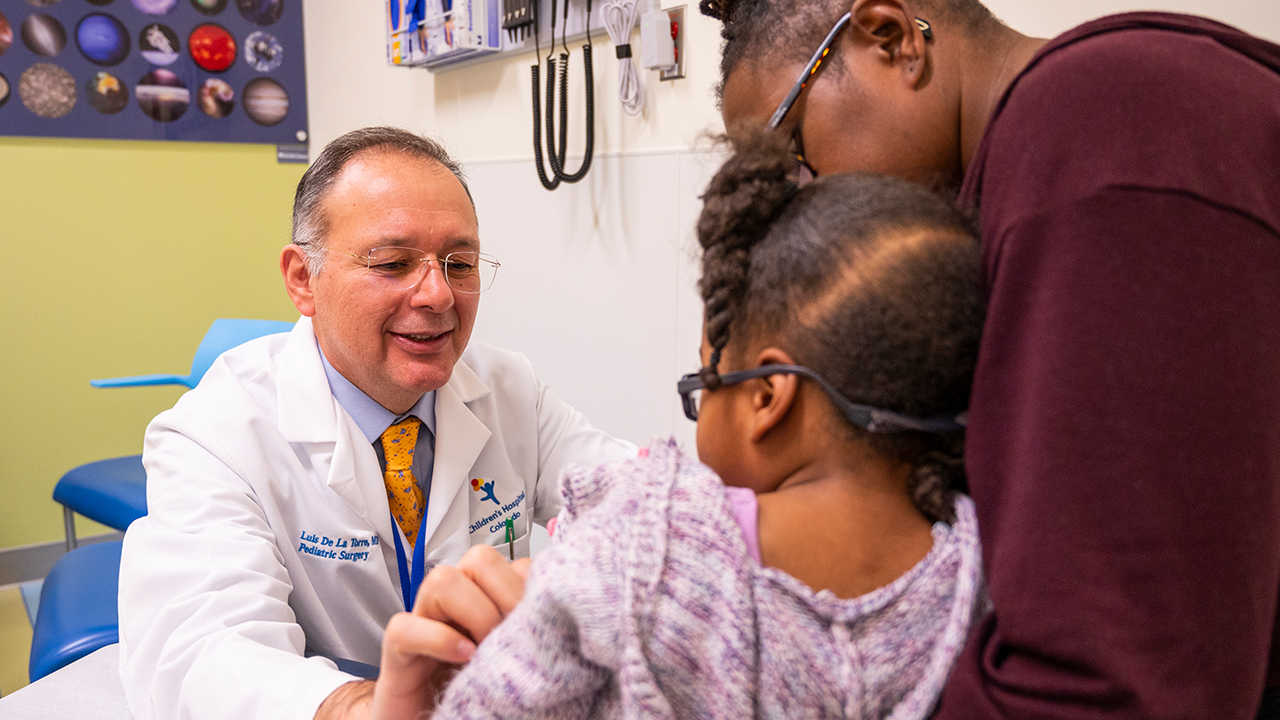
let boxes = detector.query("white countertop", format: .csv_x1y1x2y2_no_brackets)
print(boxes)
0,645,132,720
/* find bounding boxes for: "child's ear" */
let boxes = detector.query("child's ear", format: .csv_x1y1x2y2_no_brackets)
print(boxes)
748,347,800,443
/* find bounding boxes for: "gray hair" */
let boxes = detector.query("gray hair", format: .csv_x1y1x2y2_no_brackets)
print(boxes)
291,126,476,274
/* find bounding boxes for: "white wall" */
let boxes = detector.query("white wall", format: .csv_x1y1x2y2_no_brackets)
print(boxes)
465,150,718,449
300,0,1280,451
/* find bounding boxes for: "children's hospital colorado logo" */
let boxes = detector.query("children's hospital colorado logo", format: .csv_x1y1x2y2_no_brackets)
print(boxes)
468,479,527,535
470,477,500,505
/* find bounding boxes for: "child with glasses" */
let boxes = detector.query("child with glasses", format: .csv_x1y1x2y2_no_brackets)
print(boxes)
421,130,989,719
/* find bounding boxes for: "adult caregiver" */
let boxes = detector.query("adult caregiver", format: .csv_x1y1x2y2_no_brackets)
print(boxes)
116,127,635,720
709,0,1280,718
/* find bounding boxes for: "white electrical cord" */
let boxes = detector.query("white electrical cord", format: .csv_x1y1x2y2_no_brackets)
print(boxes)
601,0,645,115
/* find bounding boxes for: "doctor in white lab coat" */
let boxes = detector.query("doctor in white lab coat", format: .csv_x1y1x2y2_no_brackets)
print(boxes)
117,128,635,720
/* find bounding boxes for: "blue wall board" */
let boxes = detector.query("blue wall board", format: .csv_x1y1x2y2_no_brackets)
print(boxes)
0,0,307,144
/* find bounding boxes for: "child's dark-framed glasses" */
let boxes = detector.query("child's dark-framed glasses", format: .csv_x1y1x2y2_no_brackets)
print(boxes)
767,13,933,176
677,363,965,434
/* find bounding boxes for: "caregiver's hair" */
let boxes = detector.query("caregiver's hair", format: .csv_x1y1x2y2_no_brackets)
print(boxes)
291,126,475,274
701,0,1002,95
695,128,984,523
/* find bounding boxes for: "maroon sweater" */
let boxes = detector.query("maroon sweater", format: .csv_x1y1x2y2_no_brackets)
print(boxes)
941,13,1280,720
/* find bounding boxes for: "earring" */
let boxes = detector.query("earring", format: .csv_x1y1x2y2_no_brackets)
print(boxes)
914,17,933,40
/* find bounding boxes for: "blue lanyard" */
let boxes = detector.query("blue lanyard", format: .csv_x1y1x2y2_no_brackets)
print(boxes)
390,512,429,611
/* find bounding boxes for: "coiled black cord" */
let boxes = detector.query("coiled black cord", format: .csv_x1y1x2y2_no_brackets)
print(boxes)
548,46,594,183
531,0,595,189
531,60,561,190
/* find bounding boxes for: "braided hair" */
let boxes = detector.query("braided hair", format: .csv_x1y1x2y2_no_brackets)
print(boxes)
695,131,796,382
696,128,984,523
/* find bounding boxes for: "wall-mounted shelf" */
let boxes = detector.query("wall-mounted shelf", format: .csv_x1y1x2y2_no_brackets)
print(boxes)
389,0,609,72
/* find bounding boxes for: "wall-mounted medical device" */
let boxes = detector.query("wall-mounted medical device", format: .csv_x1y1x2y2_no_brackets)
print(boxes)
385,0,686,189
531,0,595,189
388,0,503,68
388,0,605,70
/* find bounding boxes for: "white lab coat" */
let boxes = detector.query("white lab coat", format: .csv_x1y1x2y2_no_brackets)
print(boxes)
118,317,635,720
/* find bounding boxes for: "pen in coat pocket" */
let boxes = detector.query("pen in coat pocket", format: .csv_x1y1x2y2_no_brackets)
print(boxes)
505,516,514,560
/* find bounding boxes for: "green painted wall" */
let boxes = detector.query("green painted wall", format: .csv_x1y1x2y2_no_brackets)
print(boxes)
0,137,305,548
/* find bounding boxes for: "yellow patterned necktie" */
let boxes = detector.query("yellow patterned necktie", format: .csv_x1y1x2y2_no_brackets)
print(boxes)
381,417,424,543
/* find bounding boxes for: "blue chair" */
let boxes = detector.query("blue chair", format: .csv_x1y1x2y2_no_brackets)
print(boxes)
55,319,295,550
53,456,149,550
90,318,297,390
28,540,122,682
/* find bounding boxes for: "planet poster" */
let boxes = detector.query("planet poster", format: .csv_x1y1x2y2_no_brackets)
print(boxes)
0,0,306,144
139,23,180,66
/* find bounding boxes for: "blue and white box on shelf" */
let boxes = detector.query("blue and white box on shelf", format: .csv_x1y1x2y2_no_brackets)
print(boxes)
387,0,500,67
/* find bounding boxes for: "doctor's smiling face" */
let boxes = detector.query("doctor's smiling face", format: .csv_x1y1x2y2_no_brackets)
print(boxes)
282,149,480,415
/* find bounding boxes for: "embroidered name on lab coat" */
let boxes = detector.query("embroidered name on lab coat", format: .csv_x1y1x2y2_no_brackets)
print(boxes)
298,530,378,562
469,490,526,534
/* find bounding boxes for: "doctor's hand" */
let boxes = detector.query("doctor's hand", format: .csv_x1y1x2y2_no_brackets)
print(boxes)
370,545,531,720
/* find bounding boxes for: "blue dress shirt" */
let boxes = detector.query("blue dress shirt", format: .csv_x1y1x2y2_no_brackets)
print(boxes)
318,347,437,498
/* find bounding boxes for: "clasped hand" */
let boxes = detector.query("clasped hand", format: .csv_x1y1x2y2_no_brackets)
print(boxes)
376,545,531,718
316,545,530,720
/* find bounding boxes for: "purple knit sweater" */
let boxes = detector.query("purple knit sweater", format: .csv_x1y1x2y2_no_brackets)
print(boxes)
434,439,988,719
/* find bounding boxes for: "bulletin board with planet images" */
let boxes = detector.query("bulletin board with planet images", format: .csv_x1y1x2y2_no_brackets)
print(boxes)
0,0,306,145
